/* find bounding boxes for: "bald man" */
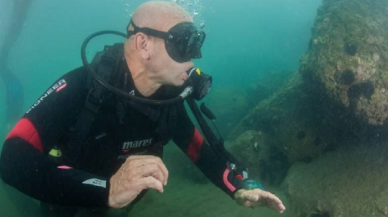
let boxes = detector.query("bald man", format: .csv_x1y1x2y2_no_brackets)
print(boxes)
0,1,285,216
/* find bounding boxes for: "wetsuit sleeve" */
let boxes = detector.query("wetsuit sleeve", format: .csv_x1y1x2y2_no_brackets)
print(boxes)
172,105,244,198
0,67,110,207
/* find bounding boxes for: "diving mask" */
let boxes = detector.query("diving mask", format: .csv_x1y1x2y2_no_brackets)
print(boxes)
127,20,206,63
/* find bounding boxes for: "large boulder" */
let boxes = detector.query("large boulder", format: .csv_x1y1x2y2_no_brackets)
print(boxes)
203,70,294,136
227,74,355,185
226,0,388,215
227,130,289,185
283,143,388,217
229,73,353,163
300,0,388,125
228,0,388,187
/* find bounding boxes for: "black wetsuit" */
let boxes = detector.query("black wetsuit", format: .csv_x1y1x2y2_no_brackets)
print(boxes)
0,58,243,208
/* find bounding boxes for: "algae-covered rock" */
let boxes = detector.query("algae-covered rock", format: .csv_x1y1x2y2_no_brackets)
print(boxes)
242,70,295,108
228,72,365,185
228,0,388,195
300,0,388,125
283,143,388,217
230,74,339,162
228,75,322,185
203,88,249,136
203,70,294,136
227,130,289,185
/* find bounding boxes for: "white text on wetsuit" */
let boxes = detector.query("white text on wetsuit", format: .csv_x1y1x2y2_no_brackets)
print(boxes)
26,79,67,113
122,138,153,150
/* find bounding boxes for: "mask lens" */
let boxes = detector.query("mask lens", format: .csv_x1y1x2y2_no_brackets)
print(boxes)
166,23,206,63
186,31,205,58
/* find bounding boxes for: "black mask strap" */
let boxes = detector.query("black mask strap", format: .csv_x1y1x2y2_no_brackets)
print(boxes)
127,20,137,37
127,19,170,40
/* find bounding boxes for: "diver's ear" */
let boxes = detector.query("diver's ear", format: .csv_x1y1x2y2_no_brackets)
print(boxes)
134,33,152,60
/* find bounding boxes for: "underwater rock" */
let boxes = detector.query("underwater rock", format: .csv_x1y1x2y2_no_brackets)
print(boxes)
243,70,295,108
227,130,289,186
228,72,366,185
203,87,249,137
300,0,388,125
203,70,294,137
231,74,338,161
282,143,388,217
227,0,388,214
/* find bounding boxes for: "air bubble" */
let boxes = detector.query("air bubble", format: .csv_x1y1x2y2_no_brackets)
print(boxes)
173,0,207,29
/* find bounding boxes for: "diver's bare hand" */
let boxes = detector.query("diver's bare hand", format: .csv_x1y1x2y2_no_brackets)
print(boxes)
108,155,169,208
234,189,286,213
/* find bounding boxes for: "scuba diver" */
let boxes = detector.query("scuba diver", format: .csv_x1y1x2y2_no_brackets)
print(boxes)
0,0,33,124
0,1,285,216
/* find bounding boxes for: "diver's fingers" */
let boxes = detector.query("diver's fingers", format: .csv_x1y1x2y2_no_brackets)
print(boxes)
124,155,169,185
137,176,164,193
252,189,286,213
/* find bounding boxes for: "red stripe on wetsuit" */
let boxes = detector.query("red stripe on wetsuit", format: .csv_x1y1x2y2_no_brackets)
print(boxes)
6,118,43,153
186,128,204,162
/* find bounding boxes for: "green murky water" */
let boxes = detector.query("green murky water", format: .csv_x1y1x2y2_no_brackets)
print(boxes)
0,0,322,216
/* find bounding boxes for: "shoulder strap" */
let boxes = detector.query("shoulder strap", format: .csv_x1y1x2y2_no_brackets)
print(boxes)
64,43,124,164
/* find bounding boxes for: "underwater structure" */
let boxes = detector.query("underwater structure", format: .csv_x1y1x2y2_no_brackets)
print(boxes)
300,0,388,126
228,0,388,216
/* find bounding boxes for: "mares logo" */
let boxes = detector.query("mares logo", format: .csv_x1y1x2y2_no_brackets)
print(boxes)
122,138,153,152
26,79,67,113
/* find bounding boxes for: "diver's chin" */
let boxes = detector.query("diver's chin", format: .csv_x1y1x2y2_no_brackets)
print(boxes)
173,78,187,87
166,81,184,87
174,81,185,87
